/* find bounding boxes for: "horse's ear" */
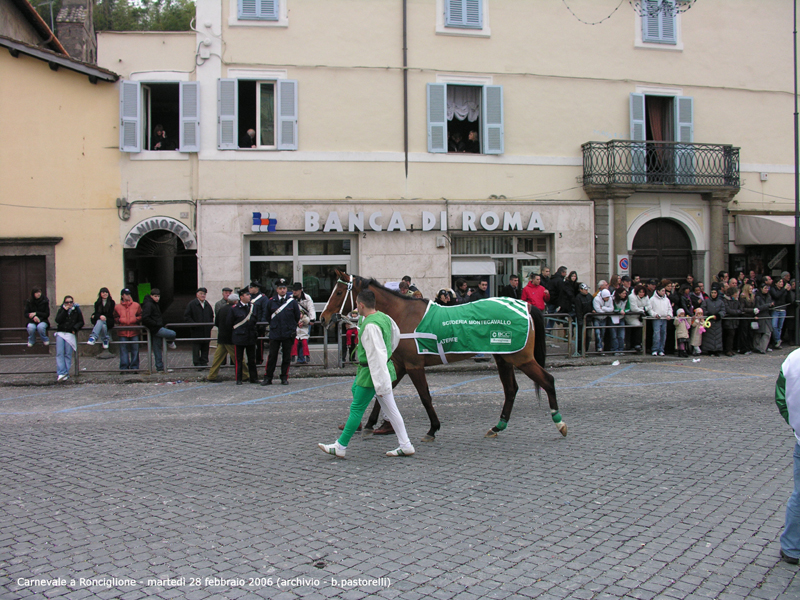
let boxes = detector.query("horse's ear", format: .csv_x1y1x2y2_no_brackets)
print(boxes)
334,269,343,278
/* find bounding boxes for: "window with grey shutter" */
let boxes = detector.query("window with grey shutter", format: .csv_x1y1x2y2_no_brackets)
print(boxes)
674,96,694,184
119,81,141,152
277,79,298,150
482,85,503,155
629,93,646,183
218,79,238,149
427,83,447,153
239,0,279,20
642,0,677,45
179,82,200,153
445,0,482,29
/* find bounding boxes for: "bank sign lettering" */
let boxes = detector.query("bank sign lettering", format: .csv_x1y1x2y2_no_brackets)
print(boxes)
304,211,544,233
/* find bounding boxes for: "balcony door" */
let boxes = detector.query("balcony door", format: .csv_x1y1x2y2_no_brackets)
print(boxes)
631,218,693,282
630,93,694,184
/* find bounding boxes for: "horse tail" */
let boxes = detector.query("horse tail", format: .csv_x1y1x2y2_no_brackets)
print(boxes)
530,306,546,369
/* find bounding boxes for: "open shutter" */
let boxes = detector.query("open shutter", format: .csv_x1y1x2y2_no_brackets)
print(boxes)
277,79,298,150
179,81,200,153
482,85,504,154
218,79,238,150
119,81,141,152
674,96,695,184
258,0,279,20
427,83,447,153
629,93,646,183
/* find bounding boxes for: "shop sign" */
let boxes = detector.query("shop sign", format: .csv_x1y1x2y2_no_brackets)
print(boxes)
303,210,544,233
124,216,195,249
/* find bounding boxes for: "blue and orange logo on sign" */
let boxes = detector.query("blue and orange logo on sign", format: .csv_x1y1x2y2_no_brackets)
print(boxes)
252,212,277,232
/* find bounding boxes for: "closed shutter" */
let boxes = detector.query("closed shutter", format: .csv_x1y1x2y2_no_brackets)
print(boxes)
179,81,200,153
629,93,646,183
239,0,257,19
446,0,482,29
482,85,503,154
427,83,447,153
277,79,298,150
642,0,676,44
674,96,694,184
259,0,279,20
119,80,141,152
218,79,238,150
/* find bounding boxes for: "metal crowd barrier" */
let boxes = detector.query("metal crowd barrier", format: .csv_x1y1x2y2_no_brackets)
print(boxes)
542,312,575,357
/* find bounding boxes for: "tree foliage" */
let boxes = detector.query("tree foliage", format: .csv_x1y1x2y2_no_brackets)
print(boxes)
36,0,196,33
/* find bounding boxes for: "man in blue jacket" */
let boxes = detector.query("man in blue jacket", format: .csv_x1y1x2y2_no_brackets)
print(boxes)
776,349,800,565
261,278,302,386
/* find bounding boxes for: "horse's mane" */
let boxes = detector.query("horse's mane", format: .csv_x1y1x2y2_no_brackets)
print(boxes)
355,276,429,303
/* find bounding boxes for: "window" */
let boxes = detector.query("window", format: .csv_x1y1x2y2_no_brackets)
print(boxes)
642,0,677,45
119,81,199,153
238,0,279,20
218,79,298,150
427,83,503,154
630,92,694,183
445,0,482,29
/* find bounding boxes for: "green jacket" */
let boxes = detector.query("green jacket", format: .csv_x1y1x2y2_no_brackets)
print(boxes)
355,311,397,389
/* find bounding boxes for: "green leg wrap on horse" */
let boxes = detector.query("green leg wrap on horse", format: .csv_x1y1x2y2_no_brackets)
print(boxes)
495,419,508,431
550,410,562,424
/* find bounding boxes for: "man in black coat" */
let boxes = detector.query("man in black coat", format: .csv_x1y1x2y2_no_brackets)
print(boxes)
249,281,269,364
231,289,258,385
184,287,215,367
262,278,302,386
500,274,522,300
142,289,177,372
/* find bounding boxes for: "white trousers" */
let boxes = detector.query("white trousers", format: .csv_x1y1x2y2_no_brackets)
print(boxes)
376,390,413,450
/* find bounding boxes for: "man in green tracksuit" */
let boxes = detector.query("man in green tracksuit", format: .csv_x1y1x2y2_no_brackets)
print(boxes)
319,290,415,458
776,348,800,565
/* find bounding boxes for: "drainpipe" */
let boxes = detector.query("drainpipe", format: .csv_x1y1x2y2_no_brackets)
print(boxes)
403,0,409,178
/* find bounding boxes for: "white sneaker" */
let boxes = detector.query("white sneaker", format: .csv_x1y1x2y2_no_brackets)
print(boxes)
386,446,415,457
168,342,177,350
27,342,33,348
652,351,657,356
56,374,68,382
102,341,110,349
658,352,665,356
318,442,346,458
43,340,49,346
86,337,96,346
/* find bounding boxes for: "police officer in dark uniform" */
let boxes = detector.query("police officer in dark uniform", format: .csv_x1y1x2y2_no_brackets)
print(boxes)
261,278,302,386
231,288,258,385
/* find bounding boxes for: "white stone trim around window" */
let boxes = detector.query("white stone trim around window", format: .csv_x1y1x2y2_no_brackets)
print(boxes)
634,85,684,97
130,151,190,161
634,5,683,51
130,71,191,82
435,0,490,38
435,73,493,86
225,68,288,80
228,0,288,27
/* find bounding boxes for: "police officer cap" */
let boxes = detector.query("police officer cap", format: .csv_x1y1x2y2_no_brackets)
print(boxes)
275,278,288,287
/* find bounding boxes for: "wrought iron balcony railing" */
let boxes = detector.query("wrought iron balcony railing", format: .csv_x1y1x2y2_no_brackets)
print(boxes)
581,140,740,190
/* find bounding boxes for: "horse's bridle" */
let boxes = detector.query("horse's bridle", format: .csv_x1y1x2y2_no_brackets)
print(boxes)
335,276,358,321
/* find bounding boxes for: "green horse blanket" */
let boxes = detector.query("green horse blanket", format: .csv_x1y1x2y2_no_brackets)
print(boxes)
406,298,530,362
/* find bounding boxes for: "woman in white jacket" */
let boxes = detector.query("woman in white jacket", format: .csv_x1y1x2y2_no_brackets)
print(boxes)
592,289,614,353
625,284,649,352
647,285,673,356
291,283,316,364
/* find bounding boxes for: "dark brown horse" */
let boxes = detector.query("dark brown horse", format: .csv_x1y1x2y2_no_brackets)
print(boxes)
319,271,567,441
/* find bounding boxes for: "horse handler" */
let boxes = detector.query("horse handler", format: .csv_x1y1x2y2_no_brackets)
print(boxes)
319,290,415,458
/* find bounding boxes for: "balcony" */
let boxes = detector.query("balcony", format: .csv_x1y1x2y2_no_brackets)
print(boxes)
581,140,740,196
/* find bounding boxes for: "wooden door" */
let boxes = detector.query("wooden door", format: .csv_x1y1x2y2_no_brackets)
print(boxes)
631,219,693,282
0,256,48,354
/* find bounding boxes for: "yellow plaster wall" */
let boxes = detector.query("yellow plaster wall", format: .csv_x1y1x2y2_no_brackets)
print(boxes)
0,52,122,306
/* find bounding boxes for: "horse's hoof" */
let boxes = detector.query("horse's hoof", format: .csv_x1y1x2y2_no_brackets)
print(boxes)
421,434,436,443
558,423,568,437
485,429,498,438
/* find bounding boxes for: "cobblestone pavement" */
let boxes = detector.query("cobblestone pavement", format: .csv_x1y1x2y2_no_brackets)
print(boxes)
1,352,799,599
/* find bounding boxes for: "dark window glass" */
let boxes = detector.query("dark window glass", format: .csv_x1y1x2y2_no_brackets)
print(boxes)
298,240,351,256
250,240,292,256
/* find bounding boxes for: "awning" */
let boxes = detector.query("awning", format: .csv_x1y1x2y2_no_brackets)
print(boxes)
451,258,497,276
735,215,796,246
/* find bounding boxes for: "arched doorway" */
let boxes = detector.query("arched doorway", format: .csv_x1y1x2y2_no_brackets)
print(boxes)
123,229,197,327
631,218,693,282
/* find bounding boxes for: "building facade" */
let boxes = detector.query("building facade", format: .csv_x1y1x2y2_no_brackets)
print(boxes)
97,0,795,314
